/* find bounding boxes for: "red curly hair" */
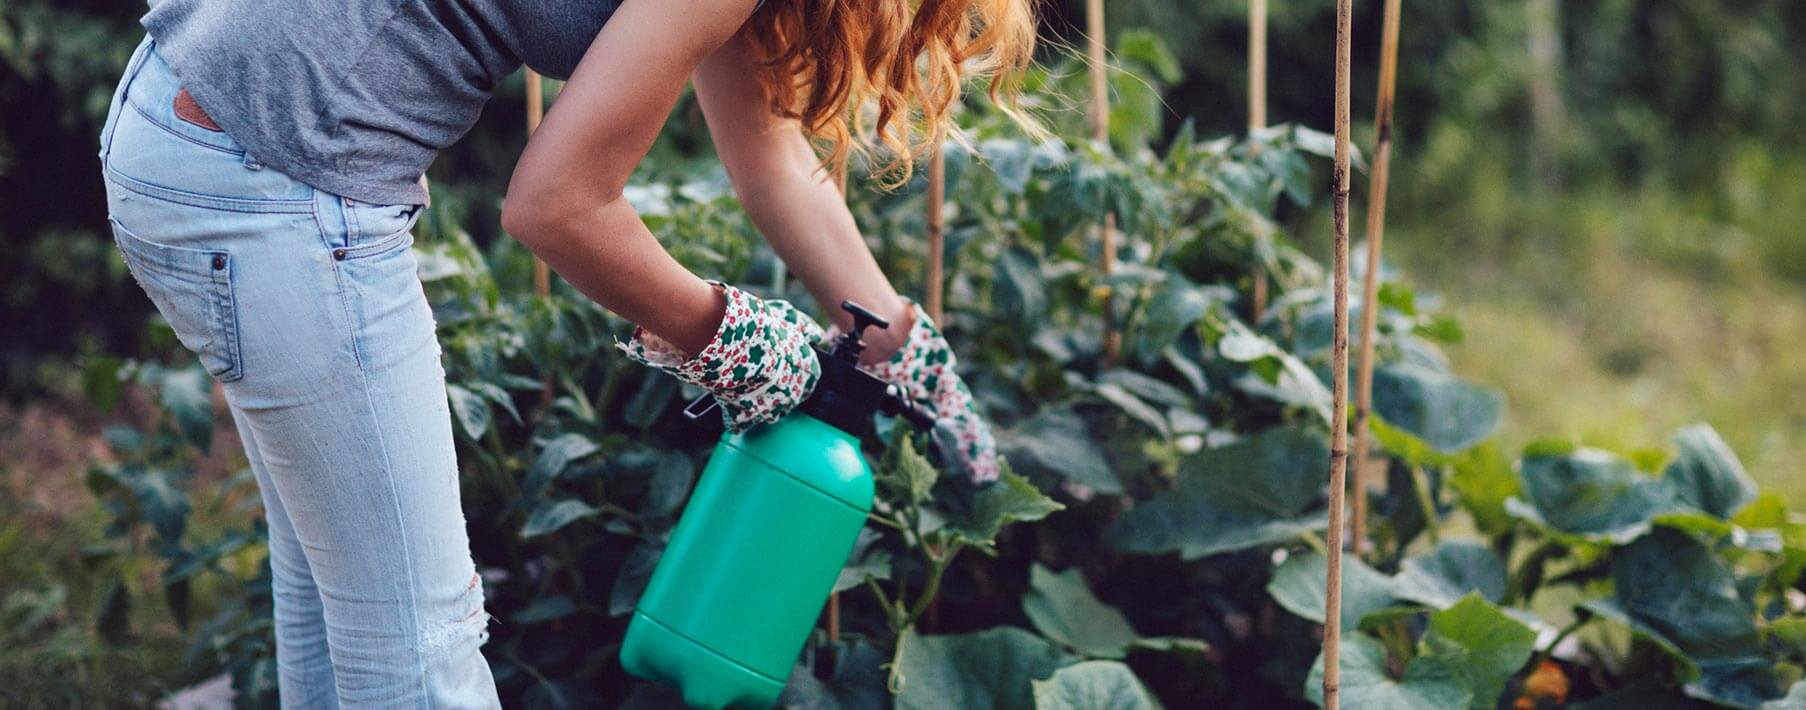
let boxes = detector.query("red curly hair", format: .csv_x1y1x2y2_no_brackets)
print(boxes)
744,0,1037,185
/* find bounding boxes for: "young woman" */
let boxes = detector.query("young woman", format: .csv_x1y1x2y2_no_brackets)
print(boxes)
99,0,1032,705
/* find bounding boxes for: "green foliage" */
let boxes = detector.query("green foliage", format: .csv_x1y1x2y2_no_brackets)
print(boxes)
1031,661,1163,710
1021,565,1139,659
1305,633,1474,709
1417,595,1539,710
1391,541,1508,609
1109,427,1330,559
40,23,1806,710
1267,552,1395,631
895,627,1073,710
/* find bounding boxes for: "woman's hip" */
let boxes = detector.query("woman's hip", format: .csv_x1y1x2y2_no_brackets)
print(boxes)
101,38,437,403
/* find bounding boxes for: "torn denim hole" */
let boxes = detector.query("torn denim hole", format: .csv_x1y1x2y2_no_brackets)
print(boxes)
421,573,491,656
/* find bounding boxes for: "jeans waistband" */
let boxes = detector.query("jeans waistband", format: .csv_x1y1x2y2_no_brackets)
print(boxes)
114,38,246,157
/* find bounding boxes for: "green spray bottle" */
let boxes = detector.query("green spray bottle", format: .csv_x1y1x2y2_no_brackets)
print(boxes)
620,301,934,709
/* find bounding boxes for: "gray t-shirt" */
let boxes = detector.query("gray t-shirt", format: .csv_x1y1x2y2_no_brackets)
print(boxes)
143,0,621,205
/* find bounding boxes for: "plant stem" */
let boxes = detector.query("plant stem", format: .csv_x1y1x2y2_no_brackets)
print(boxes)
886,627,910,694
1300,530,1330,555
1410,465,1440,545
1351,0,1403,558
1375,617,1416,669
902,541,961,628
1527,615,1591,673
1323,0,1354,706
1503,539,1564,606
866,577,903,627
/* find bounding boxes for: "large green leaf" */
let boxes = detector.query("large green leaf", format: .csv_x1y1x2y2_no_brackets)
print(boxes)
521,432,602,500
640,452,695,521
446,382,491,440
1023,564,1139,659
895,627,1074,710
998,409,1118,495
944,462,1064,546
1662,424,1757,519
1370,363,1502,454
1304,634,1473,709
1217,316,1333,423
1508,448,1672,542
879,435,940,506
1610,528,1759,660
1392,541,1509,609
1267,551,1396,630
1132,277,1218,356
519,498,598,538
608,544,662,616
1584,528,1783,708
1110,426,1329,559
995,246,1048,323
1419,594,1537,710
1690,658,1788,709
1447,443,1521,536
780,640,890,709
1031,661,1162,710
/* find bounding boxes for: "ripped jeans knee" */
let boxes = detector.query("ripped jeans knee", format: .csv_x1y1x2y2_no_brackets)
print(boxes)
422,572,491,657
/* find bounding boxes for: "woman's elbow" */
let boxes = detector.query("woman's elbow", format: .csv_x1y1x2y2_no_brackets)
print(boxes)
501,178,620,246
499,192,551,245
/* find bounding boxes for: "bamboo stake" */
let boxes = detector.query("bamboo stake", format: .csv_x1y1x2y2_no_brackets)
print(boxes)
524,69,556,408
825,151,850,642
1248,0,1269,321
1351,0,1402,557
1323,0,1354,706
925,138,946,324
1085,0,1121,362
526,71,549,299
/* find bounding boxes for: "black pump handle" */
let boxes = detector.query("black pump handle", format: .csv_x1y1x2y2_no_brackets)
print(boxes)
842,300,890,335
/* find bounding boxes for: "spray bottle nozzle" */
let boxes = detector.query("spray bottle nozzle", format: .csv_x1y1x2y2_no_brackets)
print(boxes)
685,299,936,436
828,301,890,364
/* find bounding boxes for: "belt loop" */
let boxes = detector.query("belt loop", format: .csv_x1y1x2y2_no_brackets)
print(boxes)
341,196,359,249
311,189,352,252
242,153,263,171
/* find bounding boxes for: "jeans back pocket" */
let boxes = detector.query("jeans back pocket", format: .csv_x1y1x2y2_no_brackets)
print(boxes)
110,219,245,382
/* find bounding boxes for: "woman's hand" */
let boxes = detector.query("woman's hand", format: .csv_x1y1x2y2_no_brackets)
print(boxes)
618,283,824,431
859,304,999,481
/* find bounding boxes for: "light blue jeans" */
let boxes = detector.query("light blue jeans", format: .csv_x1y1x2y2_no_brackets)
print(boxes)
100,39,500,709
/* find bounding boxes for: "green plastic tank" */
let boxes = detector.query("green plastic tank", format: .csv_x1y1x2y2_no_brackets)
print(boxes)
621,302,934,709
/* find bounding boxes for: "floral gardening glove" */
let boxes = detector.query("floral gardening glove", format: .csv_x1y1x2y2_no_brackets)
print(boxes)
857,303,999,482
617,282,823,432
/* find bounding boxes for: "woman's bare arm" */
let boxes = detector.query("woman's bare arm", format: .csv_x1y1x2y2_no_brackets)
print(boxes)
501,0,762,354
692,32,914,362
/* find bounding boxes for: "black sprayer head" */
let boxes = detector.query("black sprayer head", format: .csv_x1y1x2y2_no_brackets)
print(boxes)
683,300,934,435
798,301,935,434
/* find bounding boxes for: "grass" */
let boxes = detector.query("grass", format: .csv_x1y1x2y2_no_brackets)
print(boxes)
1383,174,1806,500
0,388,256,708
0,493,191,708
